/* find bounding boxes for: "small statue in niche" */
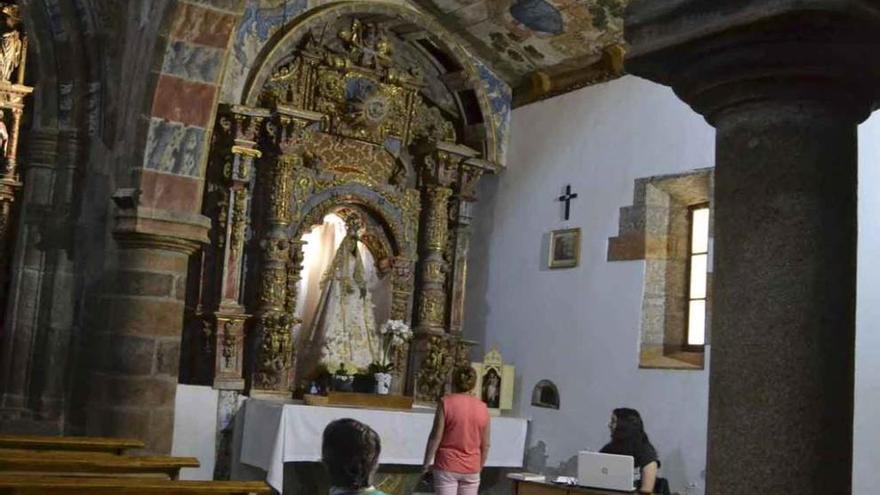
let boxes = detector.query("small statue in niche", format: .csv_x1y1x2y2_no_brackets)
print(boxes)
0,4,22,84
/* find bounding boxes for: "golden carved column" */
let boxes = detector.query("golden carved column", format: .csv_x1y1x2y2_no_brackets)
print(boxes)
412,184,453,401
251,154,298,399
410,142,480,402
249,108,322,399
416,185,452,335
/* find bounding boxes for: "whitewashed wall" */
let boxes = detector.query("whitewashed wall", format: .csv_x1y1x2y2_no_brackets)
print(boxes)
855,116,880,494
465,76,715,494
172,384,219,480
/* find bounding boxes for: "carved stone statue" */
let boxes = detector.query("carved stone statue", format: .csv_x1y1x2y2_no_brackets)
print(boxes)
0,5,22,84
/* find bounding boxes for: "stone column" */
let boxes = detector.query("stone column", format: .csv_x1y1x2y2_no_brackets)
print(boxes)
0,128,77,433
625,2,880,492
88,207,208,453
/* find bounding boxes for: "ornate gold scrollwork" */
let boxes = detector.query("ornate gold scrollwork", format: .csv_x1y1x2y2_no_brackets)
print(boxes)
416,335,453,402
229,188,248,255
423,259,445,284
269,156,298,225
424,186,452,251
285,240,306,315
254,312,297,391
418,288,446,328
411,99,456,143
260,267,287,310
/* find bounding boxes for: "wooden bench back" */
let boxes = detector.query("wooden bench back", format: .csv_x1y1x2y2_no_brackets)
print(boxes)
0,435,144,455
0,475,272,494
0,449,200,479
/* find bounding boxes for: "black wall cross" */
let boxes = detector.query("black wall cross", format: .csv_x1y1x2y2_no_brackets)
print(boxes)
558,185,578,221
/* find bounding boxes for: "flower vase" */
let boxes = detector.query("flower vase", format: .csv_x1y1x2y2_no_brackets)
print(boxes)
374,372,392,395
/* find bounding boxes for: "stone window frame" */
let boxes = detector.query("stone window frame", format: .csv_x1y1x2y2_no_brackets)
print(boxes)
608,168,713,370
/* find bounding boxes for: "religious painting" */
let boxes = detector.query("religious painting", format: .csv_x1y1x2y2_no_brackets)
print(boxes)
549,228,580,269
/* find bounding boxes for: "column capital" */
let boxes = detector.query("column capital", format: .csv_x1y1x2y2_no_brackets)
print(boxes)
625,0,880,124
416,141,480,187
113,206,210,255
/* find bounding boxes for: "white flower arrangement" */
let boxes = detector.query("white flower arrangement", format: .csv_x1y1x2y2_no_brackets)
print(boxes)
373,319,413,373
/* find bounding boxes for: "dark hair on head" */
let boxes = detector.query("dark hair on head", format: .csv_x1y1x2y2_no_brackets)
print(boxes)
612,408,650,445
452,366,478,393
322,418,381,489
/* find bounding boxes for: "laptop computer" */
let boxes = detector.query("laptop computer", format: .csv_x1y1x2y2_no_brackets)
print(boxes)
577,451,636,492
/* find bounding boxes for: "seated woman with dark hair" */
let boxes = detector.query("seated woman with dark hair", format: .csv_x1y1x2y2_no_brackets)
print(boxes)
322,418,389,495
600,408,661,494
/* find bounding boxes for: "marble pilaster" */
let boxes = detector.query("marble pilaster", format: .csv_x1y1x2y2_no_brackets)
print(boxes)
0,128,76,432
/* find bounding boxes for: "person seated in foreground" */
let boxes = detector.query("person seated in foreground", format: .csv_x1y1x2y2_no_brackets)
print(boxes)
322,418,389,495
600,408,661,494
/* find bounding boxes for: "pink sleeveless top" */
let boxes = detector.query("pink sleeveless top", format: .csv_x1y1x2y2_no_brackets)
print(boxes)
434,393,489,474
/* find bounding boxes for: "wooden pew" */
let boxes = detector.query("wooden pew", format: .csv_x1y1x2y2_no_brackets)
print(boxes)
0,435,144,455
0,449,200,479
0,475,272,494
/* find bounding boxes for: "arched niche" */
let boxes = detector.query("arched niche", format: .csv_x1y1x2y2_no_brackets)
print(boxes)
531,380,560,410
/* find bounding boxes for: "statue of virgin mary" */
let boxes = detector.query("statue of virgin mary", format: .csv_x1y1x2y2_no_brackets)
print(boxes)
299,216,380,375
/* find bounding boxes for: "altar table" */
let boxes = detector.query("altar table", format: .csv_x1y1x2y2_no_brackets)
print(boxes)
239,398,529,492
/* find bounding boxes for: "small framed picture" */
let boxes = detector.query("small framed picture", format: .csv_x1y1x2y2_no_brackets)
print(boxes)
549,228,581,269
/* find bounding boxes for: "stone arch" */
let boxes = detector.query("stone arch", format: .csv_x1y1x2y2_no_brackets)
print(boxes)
241,1,500,163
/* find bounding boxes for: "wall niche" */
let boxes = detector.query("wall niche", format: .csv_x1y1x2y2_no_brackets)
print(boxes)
531,380,560,410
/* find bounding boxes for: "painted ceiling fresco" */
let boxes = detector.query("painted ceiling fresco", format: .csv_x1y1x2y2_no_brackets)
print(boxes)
413,0,627,85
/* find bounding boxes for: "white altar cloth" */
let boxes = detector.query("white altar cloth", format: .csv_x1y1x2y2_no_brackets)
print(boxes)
239,398,529,492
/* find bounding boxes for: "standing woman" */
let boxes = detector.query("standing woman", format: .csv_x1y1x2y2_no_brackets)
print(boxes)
422,366,491,495
600,408,662,494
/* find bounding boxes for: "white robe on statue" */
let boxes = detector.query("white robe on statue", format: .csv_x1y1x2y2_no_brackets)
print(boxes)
302,233,380,374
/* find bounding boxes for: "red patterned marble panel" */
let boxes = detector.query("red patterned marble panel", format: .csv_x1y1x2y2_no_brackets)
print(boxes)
151,75,217,127
170,3,237,49
140,169,205,213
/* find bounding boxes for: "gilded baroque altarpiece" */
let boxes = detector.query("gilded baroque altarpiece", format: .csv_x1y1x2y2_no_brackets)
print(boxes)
184,16,499,403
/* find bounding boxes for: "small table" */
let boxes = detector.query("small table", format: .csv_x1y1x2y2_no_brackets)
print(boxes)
512,479,633,495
